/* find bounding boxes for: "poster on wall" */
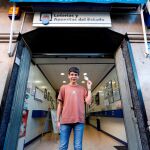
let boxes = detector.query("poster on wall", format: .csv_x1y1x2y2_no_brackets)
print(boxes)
112,80,121,101
104,99,109,106
19,110,29,138
24,93,30,110
104,80,114,103
95,93,100,105
34,87,44,102
50,96,55,109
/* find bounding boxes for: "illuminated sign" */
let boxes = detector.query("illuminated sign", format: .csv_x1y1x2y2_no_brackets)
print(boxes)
9,0,146,4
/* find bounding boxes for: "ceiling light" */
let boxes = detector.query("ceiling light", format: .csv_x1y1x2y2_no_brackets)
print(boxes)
83,73,87,76
60,73,65,75
81,81,85,84
35,80,42,83
63,81,66,83
99,91,103,92
41,86,47,89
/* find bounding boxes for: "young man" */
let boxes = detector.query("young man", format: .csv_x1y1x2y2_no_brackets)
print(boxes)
57,67,92,150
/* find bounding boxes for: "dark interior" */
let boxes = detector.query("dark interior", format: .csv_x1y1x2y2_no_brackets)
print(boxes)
22,28,125,57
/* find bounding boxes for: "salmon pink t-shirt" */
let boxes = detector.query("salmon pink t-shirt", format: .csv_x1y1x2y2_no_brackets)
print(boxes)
57,84,87,124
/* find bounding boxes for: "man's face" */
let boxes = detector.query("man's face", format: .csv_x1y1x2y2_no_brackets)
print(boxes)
68,72,79,83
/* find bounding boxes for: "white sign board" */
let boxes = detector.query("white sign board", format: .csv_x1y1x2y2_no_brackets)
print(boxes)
33,12,111,27
34,87,44,102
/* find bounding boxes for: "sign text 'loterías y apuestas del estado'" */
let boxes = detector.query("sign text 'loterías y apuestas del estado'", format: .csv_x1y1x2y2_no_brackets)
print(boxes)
9,0,146,4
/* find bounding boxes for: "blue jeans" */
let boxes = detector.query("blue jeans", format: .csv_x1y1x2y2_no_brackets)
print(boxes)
59,123,84,150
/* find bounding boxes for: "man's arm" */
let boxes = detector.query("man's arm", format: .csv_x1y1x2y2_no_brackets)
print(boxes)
56,100,63,129
85,80,92,105
85,90,92,105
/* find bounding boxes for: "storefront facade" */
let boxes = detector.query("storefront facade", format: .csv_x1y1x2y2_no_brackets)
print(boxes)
0,0,150,150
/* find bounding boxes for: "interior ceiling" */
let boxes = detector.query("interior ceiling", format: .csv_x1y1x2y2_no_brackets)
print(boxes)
22,28,123,92
33,58,115,91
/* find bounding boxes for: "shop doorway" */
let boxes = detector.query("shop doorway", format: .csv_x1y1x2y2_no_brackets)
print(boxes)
0,28,149,150
20,58,125,150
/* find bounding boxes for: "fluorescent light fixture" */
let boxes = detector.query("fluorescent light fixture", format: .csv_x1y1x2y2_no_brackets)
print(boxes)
41,86,47,89
112,81,116,84
63,81,66,83
60,73,65,75
35,80,42,83
83,73,87,76
99,91,103,92
81,81,85,83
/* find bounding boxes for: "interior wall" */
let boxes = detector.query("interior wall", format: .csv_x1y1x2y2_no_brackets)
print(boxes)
88,68,127,142
89,117,127,142
23,63,56,143
89,68,122,112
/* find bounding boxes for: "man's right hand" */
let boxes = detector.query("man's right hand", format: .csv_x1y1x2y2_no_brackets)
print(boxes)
57,121,60,130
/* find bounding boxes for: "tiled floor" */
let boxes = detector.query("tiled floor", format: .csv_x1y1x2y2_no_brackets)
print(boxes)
25,125,124,150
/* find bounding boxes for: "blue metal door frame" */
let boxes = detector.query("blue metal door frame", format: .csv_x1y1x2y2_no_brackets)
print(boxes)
0,39,31,150
120,36,150,150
